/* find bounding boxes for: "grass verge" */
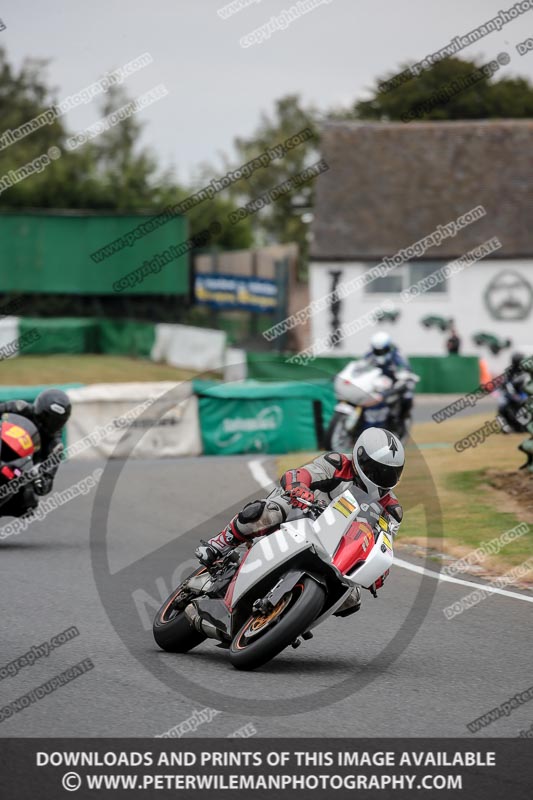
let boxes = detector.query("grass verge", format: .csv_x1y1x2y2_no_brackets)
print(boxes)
0,354,207,385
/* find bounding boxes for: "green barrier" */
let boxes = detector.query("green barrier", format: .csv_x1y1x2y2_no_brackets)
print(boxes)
194,379,335,455
247,352,352,382
97,319,155,357
0,384,82,402
246,353,480,394
17,318,156,357
19,318,100,355
408,356,480,393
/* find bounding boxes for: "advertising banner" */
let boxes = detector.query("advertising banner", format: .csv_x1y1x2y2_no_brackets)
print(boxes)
195,273,278,312
195,380,334,454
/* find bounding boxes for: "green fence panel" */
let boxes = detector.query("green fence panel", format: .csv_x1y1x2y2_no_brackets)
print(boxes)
247,352,352,382
246,353,480,393
194,380,335,455
19,318,100,355
0,383,82,402
409,356,480,393
98,320,156,357
0,212,189,296
17,318,156,356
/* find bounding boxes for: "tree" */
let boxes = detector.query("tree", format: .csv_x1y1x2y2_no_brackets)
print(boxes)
350,57,533,121
88,83,166,209
212,94,320,261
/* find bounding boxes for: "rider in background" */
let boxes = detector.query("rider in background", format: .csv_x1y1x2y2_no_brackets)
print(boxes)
196,427,405,615
0,389,72,517
364,331,413,434
498,352,529,432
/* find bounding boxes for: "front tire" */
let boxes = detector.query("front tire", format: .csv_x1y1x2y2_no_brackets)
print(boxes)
153,570,208,653
229,577,325,671
326,412,353,452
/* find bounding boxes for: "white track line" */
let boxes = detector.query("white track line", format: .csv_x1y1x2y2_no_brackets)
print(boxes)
394,557,533,603
247,459,533,605
248,459,274,490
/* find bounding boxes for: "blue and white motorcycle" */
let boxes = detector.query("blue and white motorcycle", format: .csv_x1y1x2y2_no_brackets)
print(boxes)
326,362,419,451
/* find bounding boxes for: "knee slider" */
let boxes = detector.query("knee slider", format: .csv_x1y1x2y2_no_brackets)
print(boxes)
324,452,343,468
238,500,266,524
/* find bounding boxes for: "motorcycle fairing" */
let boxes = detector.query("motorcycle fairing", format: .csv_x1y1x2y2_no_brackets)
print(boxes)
334,364,392,407
331,520,374,574
1,422,35,457
194,597,232,640
230,524,315,607
310,490,361,556
230,489,376,607
346,529,393,588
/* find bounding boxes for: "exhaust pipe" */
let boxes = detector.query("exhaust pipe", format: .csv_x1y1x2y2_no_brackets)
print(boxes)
185,603,224,641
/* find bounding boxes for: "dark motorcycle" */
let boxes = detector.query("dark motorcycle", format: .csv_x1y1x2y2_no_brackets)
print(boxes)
0,413,41,515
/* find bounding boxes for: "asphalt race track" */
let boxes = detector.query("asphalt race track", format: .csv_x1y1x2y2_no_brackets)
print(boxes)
1,395,531,739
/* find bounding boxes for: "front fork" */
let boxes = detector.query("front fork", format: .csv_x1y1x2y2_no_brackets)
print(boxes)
337,405,361,433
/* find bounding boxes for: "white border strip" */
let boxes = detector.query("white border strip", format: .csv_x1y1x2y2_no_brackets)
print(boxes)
393,556,533,603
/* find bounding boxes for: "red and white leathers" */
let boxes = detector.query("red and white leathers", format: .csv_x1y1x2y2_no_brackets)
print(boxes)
199,451,403,562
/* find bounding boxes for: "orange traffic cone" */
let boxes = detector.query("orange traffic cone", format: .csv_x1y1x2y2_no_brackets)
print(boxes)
479,358,491,388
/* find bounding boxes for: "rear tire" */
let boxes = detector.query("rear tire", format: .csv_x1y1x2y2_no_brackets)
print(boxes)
229,577,325,671
153,571,207,653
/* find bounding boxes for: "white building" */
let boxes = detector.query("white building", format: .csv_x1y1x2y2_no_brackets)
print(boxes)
309,120,533,373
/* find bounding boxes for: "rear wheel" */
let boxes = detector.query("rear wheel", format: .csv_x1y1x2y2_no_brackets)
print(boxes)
229,577,325,671
153,568,208,653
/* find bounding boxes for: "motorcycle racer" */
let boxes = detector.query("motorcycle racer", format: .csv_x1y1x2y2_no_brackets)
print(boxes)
365,331,410,374
196,427,404,611
365,331,414,434
0,389,72,517
498,352,529,432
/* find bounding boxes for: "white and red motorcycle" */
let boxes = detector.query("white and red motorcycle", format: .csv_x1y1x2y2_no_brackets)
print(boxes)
153,486,395,671
326,362,419,451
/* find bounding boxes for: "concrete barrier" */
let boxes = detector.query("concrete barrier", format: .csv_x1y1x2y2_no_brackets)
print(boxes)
66,382,202,459
151,324,226,372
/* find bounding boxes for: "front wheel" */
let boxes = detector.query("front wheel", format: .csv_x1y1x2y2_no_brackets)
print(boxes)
326,412,353,452
229,577,325,671
153,568,208,653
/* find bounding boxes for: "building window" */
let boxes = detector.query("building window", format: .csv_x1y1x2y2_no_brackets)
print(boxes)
365,269,404,293
363,262,449,294
408,262,447,293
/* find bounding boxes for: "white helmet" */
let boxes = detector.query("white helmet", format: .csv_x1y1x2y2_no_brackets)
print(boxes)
352,427,405,498
370,331,393,365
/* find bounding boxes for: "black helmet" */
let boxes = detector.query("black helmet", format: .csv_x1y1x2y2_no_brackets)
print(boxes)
511,352,524,370
33,389,71,435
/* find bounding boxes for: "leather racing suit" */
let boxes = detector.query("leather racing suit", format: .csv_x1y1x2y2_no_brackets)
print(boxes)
199,451,403,609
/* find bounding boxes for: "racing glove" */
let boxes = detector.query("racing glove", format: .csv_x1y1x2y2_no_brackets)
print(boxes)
287,486,315,510
385,503,403,538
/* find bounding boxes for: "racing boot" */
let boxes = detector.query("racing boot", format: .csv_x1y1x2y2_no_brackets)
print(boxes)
195,517,240,567
195,499,286,567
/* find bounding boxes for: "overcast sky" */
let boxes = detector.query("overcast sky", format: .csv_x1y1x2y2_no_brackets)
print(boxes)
4,0,533,183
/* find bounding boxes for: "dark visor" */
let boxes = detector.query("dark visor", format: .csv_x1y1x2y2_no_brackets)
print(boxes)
358,446,403,489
